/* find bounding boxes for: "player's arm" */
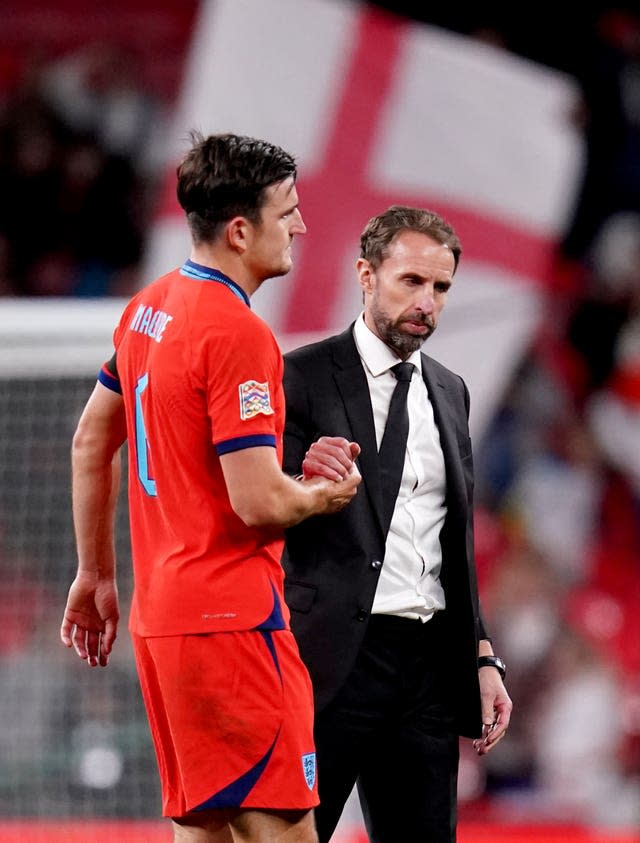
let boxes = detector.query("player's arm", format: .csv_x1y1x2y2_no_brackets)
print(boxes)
60,381,127,667
220,446,360,529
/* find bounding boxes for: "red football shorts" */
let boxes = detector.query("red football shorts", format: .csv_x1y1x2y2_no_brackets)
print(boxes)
131,628,319,817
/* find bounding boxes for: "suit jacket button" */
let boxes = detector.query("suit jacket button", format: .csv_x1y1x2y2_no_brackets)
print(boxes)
356,610,368,622
370,559,382,570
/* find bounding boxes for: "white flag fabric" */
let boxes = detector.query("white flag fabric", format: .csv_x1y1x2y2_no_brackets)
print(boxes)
144,0,583,443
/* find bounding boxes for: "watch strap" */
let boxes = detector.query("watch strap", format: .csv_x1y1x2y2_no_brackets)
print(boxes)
478,654,506,680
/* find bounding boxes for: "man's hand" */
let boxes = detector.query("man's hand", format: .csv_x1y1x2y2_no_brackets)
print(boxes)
302,436,361,481
309,468,361,514
60,570,119,667
473,667,512,756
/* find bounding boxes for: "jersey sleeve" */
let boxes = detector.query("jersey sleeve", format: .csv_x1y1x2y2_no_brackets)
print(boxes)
96,297,137,394
206,317,283,456
97,352,121,394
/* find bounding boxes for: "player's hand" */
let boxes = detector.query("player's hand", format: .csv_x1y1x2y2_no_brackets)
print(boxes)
60,571,119,667
302,436,361,482
319,467,361,513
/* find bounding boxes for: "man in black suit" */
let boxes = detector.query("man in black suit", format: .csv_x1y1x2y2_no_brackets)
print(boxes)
282,206,512,842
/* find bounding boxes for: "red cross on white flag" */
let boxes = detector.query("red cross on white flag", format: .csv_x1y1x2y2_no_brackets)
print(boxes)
145,0,583,442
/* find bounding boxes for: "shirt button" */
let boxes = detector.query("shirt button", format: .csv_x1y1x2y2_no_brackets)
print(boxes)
370,559,382,570
356,609,368,622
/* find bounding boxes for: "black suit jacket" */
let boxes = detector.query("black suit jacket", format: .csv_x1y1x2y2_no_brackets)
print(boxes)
282,325,486,738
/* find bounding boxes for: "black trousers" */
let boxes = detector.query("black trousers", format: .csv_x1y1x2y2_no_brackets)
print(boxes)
313,613,459,843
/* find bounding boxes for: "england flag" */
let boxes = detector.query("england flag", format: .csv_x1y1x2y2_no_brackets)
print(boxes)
144,0,583,445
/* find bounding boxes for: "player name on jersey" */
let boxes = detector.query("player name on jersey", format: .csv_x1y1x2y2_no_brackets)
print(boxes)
129,305,174,343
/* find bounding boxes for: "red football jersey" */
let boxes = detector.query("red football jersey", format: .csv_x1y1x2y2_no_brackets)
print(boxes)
99,260,289,636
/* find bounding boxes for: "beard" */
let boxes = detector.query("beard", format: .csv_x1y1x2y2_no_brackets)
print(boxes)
370,300,436,357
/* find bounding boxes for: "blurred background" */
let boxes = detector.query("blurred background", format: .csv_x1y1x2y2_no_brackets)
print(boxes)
0,1,639,841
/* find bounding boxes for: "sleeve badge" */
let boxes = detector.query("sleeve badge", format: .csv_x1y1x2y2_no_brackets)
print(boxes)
238,380,274,420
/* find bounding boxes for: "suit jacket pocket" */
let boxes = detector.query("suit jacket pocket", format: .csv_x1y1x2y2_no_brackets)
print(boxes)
285,580,317,614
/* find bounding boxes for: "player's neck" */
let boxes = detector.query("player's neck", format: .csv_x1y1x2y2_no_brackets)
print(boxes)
189,245,259,299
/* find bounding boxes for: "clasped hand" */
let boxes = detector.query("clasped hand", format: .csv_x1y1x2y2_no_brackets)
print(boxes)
302,436,361,481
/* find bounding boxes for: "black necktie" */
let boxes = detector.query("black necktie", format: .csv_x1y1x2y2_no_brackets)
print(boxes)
378,361,414,535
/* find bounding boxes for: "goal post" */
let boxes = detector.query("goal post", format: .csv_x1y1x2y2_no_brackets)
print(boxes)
0,298,127,379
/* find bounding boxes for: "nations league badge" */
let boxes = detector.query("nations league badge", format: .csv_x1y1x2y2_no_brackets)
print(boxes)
302,752,316,790
238,379,274,420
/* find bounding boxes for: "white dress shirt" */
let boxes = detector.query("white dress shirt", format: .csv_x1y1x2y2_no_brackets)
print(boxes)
353,314,447,621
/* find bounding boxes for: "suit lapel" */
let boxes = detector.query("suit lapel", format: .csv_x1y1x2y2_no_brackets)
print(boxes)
329,332,468,536
332,327,386,535
421,355,468,518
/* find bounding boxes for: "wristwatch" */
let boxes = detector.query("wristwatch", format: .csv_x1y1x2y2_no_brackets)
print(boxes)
478,655,506,680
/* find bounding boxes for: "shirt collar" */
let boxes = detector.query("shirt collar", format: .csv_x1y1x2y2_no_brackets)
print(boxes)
180,259,250,307
353,313,422,377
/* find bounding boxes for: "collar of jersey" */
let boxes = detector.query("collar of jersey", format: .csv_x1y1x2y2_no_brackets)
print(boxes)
180,260,250,307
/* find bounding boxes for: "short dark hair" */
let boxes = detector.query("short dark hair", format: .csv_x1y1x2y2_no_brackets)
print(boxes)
176,131,298,243
360,205,462,273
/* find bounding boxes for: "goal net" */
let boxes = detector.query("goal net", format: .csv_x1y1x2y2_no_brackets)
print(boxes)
0,299,161,821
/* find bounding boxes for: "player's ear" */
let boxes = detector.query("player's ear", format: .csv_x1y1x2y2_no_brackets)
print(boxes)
356,258,375,295
226,217,251,254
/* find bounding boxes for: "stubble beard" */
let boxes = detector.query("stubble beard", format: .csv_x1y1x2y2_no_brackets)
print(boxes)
263,254,293,281
370,300,436,357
